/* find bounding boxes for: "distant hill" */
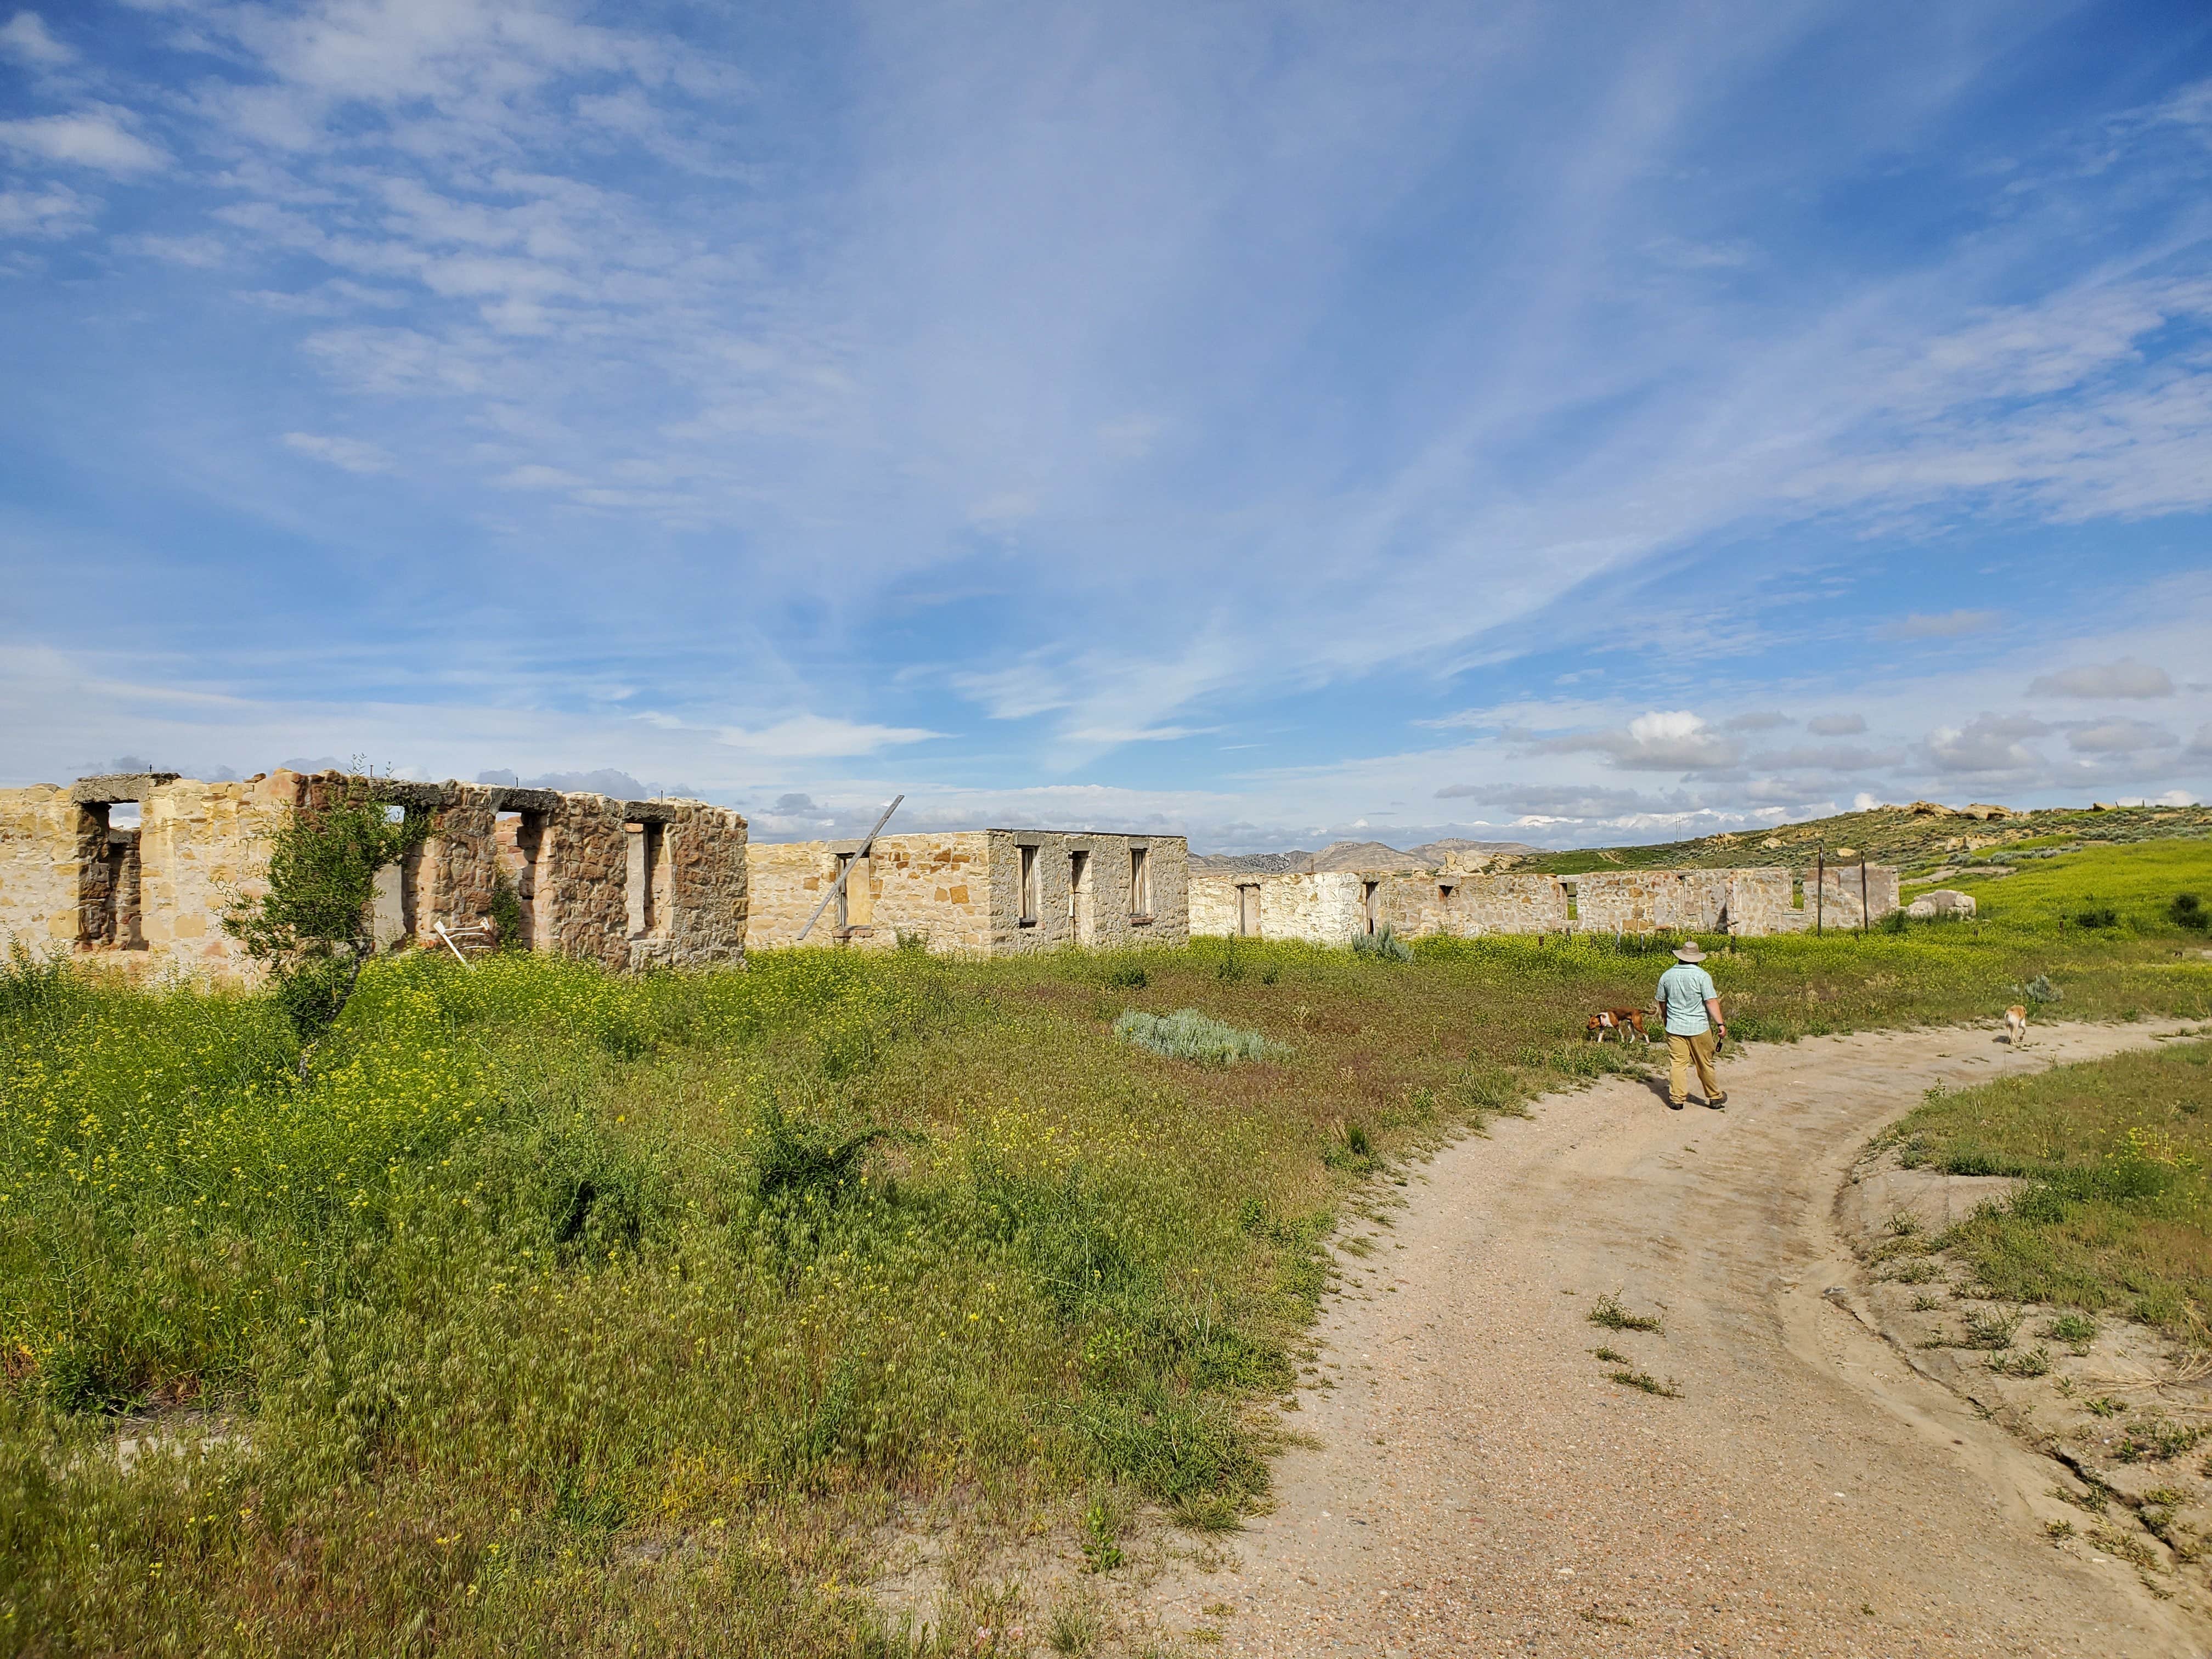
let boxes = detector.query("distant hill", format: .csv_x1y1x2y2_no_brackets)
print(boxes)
1192,836,1539,875
1189,805,2209,883
1505,801,2212,880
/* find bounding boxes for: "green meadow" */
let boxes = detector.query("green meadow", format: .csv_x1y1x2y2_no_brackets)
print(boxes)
4,834,2210,1656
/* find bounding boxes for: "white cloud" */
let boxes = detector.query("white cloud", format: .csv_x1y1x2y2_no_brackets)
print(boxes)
0,11,71,67
2064,718,2176,754
713,715,943,760
1878,610,1998,640
1925,712,2049,775
281,432,396,474
1534,710,1742,772
1747,743,1901,772
0,106,167,175
2028,657,2174,698
0,182,92,238
1805,713,1866,735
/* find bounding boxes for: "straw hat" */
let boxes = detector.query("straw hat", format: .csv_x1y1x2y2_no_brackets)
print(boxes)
1672,941,1707,962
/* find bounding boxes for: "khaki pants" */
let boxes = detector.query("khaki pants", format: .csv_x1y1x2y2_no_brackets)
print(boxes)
1667,1031,1723,1105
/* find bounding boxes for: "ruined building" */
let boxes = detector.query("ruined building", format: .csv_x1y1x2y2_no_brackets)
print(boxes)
1190,860,1899,944
747,830,1188,954
0,769,748,980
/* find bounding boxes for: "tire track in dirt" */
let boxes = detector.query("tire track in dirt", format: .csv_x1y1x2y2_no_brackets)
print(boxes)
1142,1020,2211,1657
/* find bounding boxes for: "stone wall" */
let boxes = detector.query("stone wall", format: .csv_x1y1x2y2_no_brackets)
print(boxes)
1774,864,1900,932
1193,864,1893,943
1568,870,1799,936
747,830,1188,955
633,798,749,968
0,786,98,956
0,769,749,980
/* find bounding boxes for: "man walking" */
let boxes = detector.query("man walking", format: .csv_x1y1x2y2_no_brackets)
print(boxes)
1655,941,1728,1110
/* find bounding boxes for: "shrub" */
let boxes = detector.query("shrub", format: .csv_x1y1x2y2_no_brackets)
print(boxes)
1113,1008,1288,1065
1104,962,1148,989
2172,893,2209,932
2019,974,2062,1004
2073,907,2119,929
1351,924,1412,963
222,774,428,1045
751,1097,911,1203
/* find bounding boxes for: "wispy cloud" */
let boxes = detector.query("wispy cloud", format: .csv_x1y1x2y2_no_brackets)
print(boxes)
1878,610,1999,641
0,106,166,174
2,5,2210,843
0,10,72,69
281,432,395,475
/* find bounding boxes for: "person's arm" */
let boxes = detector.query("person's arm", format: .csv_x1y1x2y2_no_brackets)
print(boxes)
1705,995,1725,1034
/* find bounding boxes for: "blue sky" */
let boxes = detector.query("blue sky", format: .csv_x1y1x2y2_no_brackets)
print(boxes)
3,1,2210,849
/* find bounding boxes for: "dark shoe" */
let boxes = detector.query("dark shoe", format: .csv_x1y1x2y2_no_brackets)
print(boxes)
1668,1099,1685,1111
1706,1094,1728,1109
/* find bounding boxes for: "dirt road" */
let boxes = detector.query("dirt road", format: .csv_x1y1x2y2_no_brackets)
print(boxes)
1143,1021,2211,1657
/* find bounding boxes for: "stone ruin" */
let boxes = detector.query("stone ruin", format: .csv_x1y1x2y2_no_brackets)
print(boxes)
1190,858,1900,944
0,769,747,981
747,830,1189,955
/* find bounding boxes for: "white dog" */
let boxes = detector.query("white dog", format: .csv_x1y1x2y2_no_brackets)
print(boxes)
2004,1005,2029,1047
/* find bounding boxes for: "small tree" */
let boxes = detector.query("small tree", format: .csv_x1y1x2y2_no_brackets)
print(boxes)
224,775,426,1049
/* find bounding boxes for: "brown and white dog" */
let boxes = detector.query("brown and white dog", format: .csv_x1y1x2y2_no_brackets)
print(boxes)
1587,1007,1654,1044
2004,1005,2029,1047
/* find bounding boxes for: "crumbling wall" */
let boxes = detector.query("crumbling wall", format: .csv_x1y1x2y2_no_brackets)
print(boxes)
1,769,752,980
0,786,92,954
1776,865,1900,931
634,799,748,968
1193,864,1883,942
138,774,307,975
1387,872,1571,938
1189,871,1368,944
747,830,1187,955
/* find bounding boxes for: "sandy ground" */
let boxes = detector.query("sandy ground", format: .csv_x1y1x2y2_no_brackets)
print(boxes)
1141,1020,2212,1658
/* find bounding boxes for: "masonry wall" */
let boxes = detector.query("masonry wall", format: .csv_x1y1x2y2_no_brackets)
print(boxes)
138,774,311,975
634,799,749,968
1774,864,1900,932
0,787,97,955
747,830,1188,955
0,770,750,981
1190,871,1370,944
1193,865,1891,943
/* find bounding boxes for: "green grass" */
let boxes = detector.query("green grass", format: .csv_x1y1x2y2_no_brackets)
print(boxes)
4,863,2212,1654
1882,1038,2212,1340
1513,802,2211,877
1907,836,2212,940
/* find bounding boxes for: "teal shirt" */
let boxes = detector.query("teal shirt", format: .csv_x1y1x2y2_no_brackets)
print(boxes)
1655,963,1718,1035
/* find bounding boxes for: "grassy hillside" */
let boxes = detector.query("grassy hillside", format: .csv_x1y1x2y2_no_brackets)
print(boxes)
1511,801,2212,878
5,861,2212,1654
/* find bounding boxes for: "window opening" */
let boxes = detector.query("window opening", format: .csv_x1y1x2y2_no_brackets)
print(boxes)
1130,846,1150,918
1362,879,1379,934
835,850,872,935
628,821,672,938
1239,883,1260,938
76,801,145,949
495,809,545,949
1068,849,1090,940
1017,844,1039,924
